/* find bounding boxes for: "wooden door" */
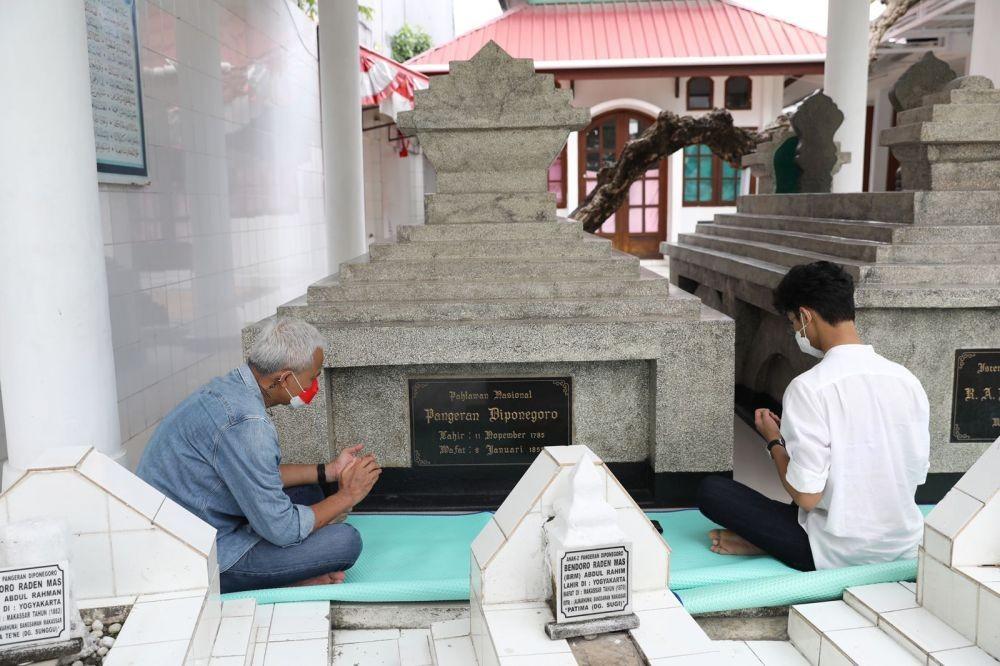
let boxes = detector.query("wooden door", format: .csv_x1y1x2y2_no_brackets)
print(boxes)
579,111,667,259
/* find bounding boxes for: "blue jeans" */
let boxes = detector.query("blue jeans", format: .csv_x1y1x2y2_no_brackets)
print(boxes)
696,475,816,572
220,485,363,593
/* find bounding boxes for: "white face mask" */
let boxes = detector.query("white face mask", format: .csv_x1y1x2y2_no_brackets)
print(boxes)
795,315,825,359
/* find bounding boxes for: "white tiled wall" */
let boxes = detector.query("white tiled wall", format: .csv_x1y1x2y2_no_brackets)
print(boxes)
100,0,327,467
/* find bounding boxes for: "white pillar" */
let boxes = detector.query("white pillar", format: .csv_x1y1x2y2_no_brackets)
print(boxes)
824,0,870,193
969,0,1000,85
565,131,579,212
868,85,894,192
318,0,367,269
0,1,123,484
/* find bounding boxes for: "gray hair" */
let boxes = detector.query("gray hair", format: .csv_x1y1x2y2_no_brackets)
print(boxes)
247,318,325,374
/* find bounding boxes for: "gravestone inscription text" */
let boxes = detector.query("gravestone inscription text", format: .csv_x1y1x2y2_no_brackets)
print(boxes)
0,563,66,646
951,349,1000,442
558,546,630,620
409,377,572,466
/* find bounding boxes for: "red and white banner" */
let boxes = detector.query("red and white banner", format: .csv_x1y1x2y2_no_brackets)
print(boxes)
360,46,429,121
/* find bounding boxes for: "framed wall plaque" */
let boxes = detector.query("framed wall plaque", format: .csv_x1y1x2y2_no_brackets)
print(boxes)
86,0,149,183
409,377,572,466
950,349,1000,442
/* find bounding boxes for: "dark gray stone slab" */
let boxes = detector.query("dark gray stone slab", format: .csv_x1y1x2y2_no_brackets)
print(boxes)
790,93,843,194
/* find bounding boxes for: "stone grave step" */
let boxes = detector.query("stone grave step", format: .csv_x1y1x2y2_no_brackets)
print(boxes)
861,262,1000,285
338,254,640,283
666,242,787,289
695,223,1000,265
281,294,700,323
897,101,1000,126
369,236,612,262
711,213,904,243
308,270,673,303
737,191,1000,226
693,224,887,263
673,234,867,277
397,220,584,242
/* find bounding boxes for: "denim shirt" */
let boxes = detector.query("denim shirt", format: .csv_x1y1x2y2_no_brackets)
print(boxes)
136,364,315,571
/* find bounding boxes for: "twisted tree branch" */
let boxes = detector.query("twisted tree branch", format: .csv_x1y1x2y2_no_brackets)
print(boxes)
570,109,764,234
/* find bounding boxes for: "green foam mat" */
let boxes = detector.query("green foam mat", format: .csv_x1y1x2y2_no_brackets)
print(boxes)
221,508,928,611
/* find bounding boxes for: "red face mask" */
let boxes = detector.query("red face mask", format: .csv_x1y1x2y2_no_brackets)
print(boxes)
286,375,319,409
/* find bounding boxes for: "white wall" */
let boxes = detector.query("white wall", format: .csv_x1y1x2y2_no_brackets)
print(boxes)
99,0,327,467
362,116,425,243
568,74,785,243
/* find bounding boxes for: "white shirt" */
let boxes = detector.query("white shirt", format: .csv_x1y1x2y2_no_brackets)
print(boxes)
780,344,930,569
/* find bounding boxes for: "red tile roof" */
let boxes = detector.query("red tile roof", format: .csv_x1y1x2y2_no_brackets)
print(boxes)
408,0,826,73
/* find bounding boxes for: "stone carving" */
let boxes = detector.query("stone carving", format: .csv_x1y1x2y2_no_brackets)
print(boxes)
889,51,957,112
881,74,1000,190
791,92,845,193
397,40,589,223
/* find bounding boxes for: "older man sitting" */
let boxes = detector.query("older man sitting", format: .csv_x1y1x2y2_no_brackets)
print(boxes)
137,318,380,592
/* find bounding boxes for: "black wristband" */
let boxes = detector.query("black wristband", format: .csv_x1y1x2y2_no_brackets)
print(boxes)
317,463,327,485
766,438,785,453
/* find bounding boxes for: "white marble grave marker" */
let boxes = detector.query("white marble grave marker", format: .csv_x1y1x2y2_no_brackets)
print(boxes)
544,453,638,637
0,561,68,645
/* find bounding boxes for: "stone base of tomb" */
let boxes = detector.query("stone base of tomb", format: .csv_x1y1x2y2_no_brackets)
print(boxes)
0,637,83,665
665,188,1000,481
244,217,736,508
545,612,640,639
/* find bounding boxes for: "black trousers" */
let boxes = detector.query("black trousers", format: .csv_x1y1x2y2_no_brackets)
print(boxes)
696,475,816,572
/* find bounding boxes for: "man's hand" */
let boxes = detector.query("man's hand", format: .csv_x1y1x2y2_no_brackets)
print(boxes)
754,408,782,442
325,444,365,483
339,455,381,506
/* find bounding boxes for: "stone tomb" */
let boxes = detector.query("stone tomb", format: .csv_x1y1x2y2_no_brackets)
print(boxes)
666,62,1000,485
246,42,735,507
430,444,719,664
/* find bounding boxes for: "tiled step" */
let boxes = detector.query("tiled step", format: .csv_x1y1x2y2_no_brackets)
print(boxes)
211,598,258,665
339,254,640,283
248,601,331,665
281,294,701,324
307,270,674,303
369,236,612,261
737,191,1000,226
788,600,921,665
397,220,584,242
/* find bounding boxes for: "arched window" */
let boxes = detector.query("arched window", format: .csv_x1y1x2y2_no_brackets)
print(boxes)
725,76,752,110
686,77,713,110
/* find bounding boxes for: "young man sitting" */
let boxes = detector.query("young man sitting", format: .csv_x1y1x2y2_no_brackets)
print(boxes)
138,318,381,592
697,261,930,570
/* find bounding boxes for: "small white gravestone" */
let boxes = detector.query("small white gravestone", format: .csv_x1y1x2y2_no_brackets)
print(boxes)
0,521,83,659
543,454,639,638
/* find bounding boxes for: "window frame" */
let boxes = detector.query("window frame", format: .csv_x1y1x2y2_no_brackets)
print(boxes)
681,144,743,207
686,76,714,111
724,76,752,110
548,145,568,208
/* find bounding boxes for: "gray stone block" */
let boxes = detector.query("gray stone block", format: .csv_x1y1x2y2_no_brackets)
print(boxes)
546,613,640,639
368,236,611,262
425,192,555,224
338,254,639,283
397,220,582,242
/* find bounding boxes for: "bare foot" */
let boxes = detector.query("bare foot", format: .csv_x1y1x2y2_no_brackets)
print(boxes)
708,529,766,556
289,571,347,587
